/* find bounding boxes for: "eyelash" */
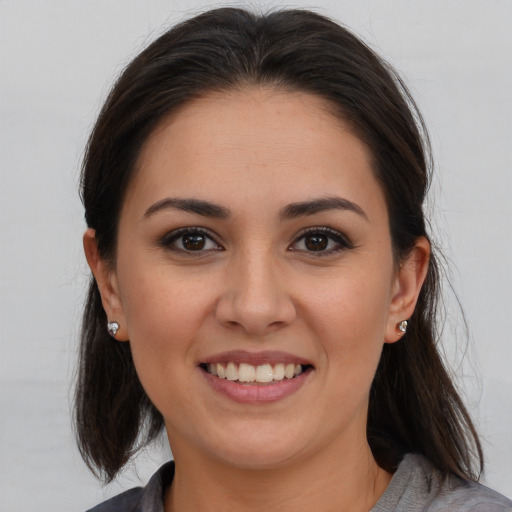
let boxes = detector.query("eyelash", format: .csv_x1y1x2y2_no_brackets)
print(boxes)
159,226,353,256
290,226,354,256
159,227,223,253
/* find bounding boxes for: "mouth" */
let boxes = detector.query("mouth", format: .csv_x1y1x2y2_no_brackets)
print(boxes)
198,350,314,402
200,361,313,385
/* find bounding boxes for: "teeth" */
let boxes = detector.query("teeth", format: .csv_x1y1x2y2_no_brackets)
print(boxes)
273,363,285,381
284,363,295,379
207,362,305,383
226,362,238,381
255,364,273,383
238,363,256,382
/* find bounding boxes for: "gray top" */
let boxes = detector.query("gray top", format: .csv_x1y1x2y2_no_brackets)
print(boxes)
372,454,511,511
87,454,512,512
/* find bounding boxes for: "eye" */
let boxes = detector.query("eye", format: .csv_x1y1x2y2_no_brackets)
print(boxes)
159,227,223,253
290,227,353,255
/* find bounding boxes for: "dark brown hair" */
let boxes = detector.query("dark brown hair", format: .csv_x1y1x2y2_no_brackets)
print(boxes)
75,7,483,483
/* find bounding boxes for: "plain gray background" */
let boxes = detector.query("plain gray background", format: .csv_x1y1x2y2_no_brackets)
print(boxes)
1,1,511,510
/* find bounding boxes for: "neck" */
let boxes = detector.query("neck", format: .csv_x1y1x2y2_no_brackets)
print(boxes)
164,432,392,512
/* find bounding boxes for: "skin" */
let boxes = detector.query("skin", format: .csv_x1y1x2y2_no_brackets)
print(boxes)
85,88,429,511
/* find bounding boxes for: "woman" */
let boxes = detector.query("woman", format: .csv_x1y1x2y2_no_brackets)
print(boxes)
75,7,512,511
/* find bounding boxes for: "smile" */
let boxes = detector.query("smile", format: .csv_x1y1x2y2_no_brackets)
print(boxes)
204,362,306,384
199,350,314,403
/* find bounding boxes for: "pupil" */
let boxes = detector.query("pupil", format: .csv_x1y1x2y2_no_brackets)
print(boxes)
306,234,328,251
183,234,205,250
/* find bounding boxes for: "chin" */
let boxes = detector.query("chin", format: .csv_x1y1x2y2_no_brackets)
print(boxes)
199,421,312,470
213,445,302,471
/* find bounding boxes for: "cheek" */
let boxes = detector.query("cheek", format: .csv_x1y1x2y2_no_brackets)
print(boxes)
306,267,392,338
119,258,214,340
300,264,393,381
115,266,209,388
118,272,221,436
120,278,203,419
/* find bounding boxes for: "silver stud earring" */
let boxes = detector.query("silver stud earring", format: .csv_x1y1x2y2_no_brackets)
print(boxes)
397,320,408,334
107,321,120,337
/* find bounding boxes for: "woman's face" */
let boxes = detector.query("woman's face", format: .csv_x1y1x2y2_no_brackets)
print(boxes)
89,88,426,469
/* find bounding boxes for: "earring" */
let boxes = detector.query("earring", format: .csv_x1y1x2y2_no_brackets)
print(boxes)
107,321,120,337
397,320,408,334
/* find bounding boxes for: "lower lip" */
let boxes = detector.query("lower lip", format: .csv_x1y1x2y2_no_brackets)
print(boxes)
201,367,312,404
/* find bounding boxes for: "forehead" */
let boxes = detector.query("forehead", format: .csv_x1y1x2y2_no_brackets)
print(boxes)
124,87,386,222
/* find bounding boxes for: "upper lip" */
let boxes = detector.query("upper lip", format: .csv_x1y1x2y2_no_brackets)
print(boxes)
200,350,313,367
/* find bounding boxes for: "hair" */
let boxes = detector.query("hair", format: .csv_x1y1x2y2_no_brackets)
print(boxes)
75,7,483,483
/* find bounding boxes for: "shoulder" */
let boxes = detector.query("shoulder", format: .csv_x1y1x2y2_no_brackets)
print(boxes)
437,478,512,511
373,454,512,512
86,461,175,512
86,487,144,512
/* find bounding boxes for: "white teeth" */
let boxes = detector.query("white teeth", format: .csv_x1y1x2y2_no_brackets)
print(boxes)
284,363,295,379
207,362,305,383
226,362,238,381
273,363,285,380
255,364,274,383
238,363,256,382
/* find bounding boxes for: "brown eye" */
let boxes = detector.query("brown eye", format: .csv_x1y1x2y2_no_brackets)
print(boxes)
182,234,206,251
305,234,328,251
290,227,353,255
160,228,222,253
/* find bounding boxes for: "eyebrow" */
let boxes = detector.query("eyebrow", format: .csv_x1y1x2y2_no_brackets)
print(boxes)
279,197,368,221
143,196,367,221
143,198,230,219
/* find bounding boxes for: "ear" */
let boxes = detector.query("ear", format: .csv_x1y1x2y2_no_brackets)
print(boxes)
83,228,128,341
384,236,430,344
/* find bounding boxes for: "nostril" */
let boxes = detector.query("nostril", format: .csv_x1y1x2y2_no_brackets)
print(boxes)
214,278,297,335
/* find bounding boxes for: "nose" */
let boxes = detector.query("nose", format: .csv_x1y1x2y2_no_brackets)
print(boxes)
215,248,297,336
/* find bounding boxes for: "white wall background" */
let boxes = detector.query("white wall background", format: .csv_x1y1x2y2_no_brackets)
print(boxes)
1,1,511,510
